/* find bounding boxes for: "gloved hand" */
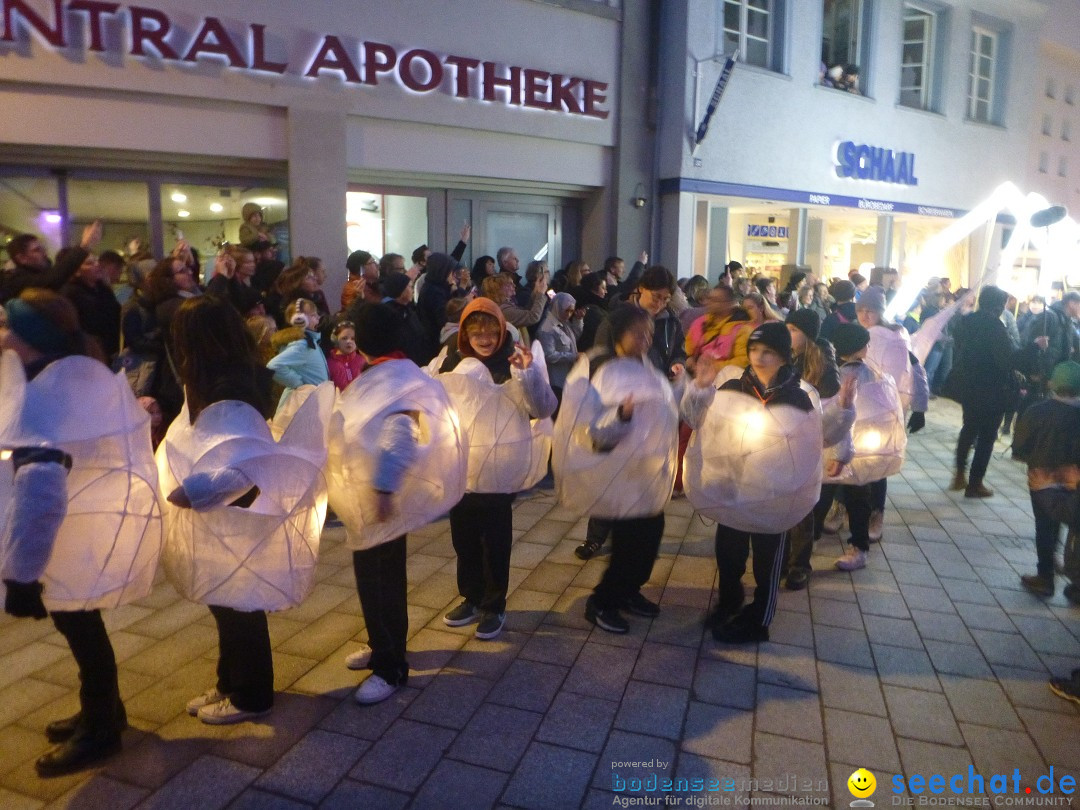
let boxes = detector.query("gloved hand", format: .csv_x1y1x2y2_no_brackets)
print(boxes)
4,580,47,619
908,411,926,433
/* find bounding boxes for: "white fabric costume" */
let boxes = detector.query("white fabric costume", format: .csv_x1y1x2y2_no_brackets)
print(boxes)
553,355,677,519
866,325,914,412
158,381,334,612
431,341,553,494
0,352,162,611
328,360,466,550
823,370,906,486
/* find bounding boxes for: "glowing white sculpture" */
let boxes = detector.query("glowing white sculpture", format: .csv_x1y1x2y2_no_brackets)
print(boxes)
328,360,466,549
824,374,906,485
866,326,914,411
553,355,677,519
0,352,162,611
158,382,335,611
684,390,824,534
435,341,553,493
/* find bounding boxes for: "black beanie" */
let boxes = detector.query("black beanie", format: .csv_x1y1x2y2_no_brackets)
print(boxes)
352,302,401,358
382,272,411,300
831,322,871,358
785,308,821,342
747,321,792,362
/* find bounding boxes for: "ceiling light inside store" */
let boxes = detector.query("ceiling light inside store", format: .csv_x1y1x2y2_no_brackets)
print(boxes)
171,192,187,203
209,203,224,213
177,210,190,218
43,212,61,224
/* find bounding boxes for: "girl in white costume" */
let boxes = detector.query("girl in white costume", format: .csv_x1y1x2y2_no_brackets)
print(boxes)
553,304,679,634
328,303,466,704
435,298,556,640
0,290,161,775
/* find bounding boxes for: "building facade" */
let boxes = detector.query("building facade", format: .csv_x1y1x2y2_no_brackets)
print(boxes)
656,0,1052,291
0,0,653,305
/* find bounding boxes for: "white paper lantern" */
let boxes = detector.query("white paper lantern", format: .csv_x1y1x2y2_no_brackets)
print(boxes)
684,390,823,533
158,381,334,611
865,326,914,412
328,360,466,550
0,352,162,611
824,374,906,485
435,341,553,493
553,355,677,519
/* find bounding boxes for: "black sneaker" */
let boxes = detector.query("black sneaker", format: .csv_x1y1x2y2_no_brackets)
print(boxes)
574,539,604,560
585,597,629,634
1063,583,1080,605
1049,675,1080,706
443,600,479,627
1020,574,1054,598
704,603,742,630
712,618,769,645
35,728,121,777
474,611,505,640
784,570,809,591
622,593,661,618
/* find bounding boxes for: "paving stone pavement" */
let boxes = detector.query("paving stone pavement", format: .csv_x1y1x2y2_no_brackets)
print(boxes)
1,399,1077,809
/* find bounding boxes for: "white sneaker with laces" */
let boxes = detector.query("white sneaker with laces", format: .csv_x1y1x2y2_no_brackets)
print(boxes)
186,687,226,716
344,644,373,670
354,674,400,705
197,697,270,725
835,547,867,571
823,502,845,535
868,510,884,542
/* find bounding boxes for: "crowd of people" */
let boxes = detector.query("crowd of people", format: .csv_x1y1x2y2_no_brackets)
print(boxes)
2,222,1079,777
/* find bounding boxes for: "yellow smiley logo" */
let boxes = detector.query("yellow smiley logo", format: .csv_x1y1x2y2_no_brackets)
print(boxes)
848,768,877,798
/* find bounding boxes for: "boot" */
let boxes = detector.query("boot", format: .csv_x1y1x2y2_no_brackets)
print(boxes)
949,470,967,491
45,702,128,744
35,726,121,777
965,481,993,498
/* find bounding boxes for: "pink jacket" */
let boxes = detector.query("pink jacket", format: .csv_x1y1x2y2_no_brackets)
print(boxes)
327,350,365,391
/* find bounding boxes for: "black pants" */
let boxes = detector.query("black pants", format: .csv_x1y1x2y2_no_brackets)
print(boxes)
208,605,273,712
956,403,1005,484
51,610,122,735
592,513,664,610
785,510,816,575
449,492,514,614
586,516,613,548
815,483,871,551
352,536,409,685
870,478,887,512
714,525,787,628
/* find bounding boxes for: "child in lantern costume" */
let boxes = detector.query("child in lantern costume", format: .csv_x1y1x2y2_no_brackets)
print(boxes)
683,322,832,644
0,290,162,775
328,303,466,703
816,322,907,571
434,298,557,639
553,304,679,634
159,296,334,725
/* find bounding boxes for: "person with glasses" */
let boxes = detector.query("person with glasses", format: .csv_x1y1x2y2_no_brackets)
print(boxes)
436,298,557,640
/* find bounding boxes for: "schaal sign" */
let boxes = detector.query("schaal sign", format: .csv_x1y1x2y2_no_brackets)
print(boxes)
835,141,919,186
0,0,610,119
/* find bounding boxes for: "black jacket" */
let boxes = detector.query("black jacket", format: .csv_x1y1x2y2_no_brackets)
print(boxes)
1012,397,1080,471
1019,303,1079,380
820,301,857,342
720,364,813,412
61,278,122,360
948,309,1016,410
0,252,85,305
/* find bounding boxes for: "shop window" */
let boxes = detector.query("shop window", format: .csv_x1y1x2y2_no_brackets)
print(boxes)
967,26,998,123
1058,156,1068,178
821,0,871,95
160,184,289,267
720,0,785,73
1042,114,1053,137
69,180,150,262
346,192,428,260
899,3,943,111
0,175,62,256
1038,152,1049,174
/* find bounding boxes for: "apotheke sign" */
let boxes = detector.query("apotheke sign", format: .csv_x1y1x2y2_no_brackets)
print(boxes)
0,0,610,119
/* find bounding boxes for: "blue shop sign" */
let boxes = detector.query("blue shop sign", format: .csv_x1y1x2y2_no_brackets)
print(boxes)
835,141,918,186
747,225,789,238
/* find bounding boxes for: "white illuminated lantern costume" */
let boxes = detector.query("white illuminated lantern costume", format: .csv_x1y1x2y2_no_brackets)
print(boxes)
824,371,906,486
553,355,677,519
328,360,466,549
866,325,915,412
0,352,162,611
684,386,824,534
158,381,334,611
431,341,553,493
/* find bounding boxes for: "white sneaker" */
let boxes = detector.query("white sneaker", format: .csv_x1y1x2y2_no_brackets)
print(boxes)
835,547,867,571
823,502,846,535
344,644,373,670
354,674,400,705
868,510,884,543
197,697,270,725
186,687,226,716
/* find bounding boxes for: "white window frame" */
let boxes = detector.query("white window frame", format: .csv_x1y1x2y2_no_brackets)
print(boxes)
967,26,997,122
900,3,936,109
721,0,774,69
822,0,866,75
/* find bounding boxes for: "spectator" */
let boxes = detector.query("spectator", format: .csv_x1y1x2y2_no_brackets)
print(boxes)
327,319,365,391
821,279,857,341
537,291,581,402
266,298,329,402
573,271,609,353
381,272,430,365
59,248,121,362
341,250,374,312
416,253,460,356
602,253,648,306
250,239,283,295
482,271,546,344
0,221,102,304
472,255,496,283
238,202,272,247
440,296,469,347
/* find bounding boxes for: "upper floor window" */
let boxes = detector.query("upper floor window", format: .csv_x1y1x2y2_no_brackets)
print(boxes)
1064,119,1072,142
1046,77,1057,99
721,0,778,71
1043,114,1053,136
1059,156,1068,178
900,3,938,110
1067,85,1076,106
967,26,997,122
821,0,869,95
1039,151,1049,173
